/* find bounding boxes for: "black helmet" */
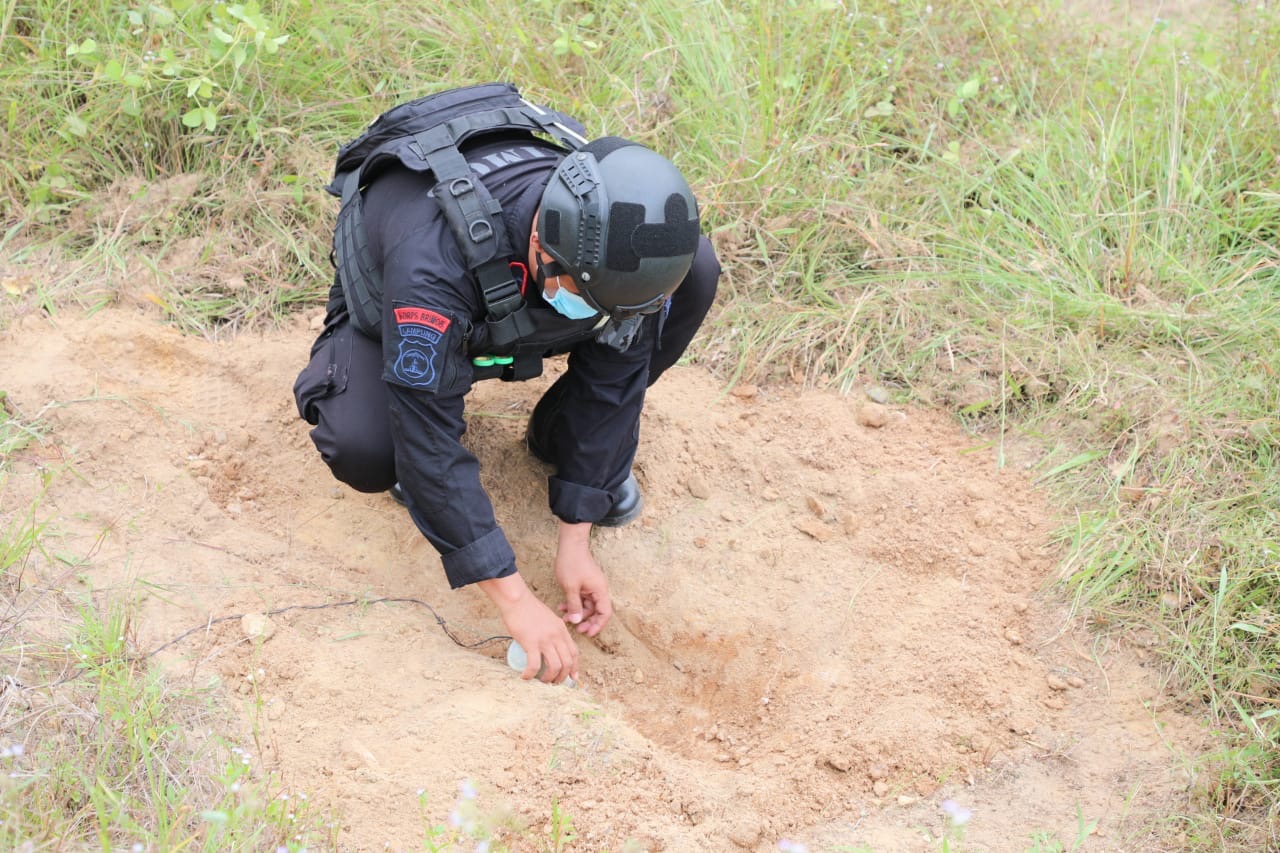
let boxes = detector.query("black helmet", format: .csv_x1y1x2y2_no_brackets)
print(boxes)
537,137,700,320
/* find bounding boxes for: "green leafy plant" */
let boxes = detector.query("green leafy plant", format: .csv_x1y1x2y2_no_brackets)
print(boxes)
61,1,288,135
946,76,981,118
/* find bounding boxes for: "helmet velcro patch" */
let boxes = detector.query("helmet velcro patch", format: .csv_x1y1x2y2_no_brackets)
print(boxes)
605,195,700,273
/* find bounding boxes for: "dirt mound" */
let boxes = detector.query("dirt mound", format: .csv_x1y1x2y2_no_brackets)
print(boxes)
1,308,1200,850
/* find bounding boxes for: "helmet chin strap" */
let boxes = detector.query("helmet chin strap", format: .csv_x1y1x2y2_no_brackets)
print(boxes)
535,258,610,317
533,257,568,289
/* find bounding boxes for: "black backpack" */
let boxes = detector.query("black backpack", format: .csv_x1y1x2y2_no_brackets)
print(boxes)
327,83,589,356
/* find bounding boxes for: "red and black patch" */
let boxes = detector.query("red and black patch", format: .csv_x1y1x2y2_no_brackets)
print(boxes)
393,306,451,333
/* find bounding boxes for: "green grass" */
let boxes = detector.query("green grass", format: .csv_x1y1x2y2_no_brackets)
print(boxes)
3,0,1280,847
0,506,337,849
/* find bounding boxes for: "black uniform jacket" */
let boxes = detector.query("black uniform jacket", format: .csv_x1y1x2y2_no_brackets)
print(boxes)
351,137,656,588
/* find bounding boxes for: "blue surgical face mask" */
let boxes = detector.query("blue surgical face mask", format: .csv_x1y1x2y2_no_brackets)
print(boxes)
543,283,599,320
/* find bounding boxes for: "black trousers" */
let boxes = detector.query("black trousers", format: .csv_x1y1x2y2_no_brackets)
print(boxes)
294,235,720,493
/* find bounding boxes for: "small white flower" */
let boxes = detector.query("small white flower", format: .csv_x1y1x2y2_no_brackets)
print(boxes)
941,798,973,826
459,779,477,800
132,844,144,852
778,842,809,853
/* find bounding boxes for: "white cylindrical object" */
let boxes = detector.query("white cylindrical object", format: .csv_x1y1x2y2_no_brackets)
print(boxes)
506,641,576,688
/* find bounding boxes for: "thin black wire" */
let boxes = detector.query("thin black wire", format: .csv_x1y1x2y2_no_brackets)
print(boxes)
11,598,510,692
137,597,512,661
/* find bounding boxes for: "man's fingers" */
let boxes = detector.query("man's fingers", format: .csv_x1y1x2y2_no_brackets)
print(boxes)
579,594,613,636
538,649,562,683
562,586,584,625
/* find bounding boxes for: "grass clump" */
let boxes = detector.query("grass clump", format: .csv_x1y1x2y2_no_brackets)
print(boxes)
0,584,331,851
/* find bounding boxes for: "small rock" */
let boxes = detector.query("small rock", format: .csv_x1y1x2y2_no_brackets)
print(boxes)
1043,695,1066,710
896,795,917,806
1068,676,1086,689
794,519,833,542
825,755,851,772
856,403,889,428
241,613,276,642
806,495,827,518
686,474,712,500
867,763,889,781
866,385,891,404
730,384,759,399
872,780,890,797
839,510,861,535
633,669,645,684
1046,673,1070,692
1004,627,1023,646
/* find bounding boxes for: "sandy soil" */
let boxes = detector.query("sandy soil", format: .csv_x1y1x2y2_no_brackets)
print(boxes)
0,306,1203,851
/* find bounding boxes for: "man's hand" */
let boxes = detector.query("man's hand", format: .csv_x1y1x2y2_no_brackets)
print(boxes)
478,573,578,683
554,521,613,637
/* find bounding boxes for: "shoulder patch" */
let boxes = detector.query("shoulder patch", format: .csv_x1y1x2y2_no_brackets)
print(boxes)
394,307,451,332
389,306,453,390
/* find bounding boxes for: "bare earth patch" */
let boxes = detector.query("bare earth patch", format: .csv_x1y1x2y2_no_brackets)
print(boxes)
1,308,1202,851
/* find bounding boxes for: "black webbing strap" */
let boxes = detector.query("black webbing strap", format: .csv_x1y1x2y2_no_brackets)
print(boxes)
408,119,543,348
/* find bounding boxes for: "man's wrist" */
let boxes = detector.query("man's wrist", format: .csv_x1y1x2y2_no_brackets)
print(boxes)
557,520,592,549
477,572,530,612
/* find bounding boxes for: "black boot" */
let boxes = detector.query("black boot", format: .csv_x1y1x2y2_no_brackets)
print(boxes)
598,473,643,527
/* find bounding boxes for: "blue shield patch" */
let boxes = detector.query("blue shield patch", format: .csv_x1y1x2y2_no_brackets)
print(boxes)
387,306,453,391
392,338,439,388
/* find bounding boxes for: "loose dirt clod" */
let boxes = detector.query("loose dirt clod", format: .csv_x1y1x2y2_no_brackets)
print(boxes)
856,402,889,428
686,473,712,499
